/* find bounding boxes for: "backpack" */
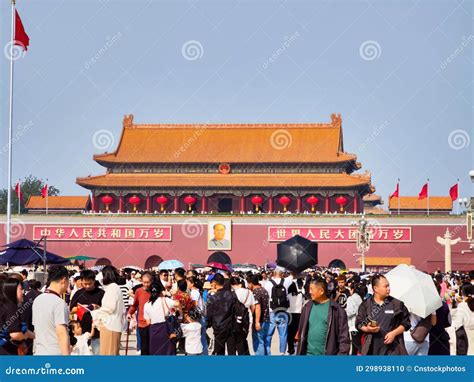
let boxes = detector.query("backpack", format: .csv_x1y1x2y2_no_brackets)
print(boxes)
270,279,289,310
232,290,250,336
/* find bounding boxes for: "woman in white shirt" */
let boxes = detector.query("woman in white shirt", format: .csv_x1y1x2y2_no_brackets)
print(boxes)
453,283,474,355
144,282,179,355
90,266,125,355
287,278,305,355
345,282,367,355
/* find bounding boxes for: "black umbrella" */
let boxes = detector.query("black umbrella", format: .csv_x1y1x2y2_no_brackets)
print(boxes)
276,235,318,273
0,239,70,266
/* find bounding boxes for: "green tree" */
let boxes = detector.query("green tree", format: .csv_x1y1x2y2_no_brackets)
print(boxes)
0,175,60,214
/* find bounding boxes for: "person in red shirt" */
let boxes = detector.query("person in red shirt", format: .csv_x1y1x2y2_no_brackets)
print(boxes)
127,272,153,355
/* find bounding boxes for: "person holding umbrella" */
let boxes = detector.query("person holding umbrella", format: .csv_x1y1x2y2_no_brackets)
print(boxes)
356,274,410,355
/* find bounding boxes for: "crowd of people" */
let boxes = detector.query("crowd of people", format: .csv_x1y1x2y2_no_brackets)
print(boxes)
0,264,472,356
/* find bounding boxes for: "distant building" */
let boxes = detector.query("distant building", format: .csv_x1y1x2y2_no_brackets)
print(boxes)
25,196,90,214
388,196,452,215
363,194,386,214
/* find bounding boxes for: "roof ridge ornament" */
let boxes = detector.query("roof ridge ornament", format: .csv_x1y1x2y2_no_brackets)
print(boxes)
330,113,342,126
123,114,134,128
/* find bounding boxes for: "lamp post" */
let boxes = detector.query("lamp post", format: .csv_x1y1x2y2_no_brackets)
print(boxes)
458,198,471,214
351,215,372,273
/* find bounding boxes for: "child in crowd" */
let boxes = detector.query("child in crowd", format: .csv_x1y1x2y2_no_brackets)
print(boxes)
180,308,203,356
69,320,95,355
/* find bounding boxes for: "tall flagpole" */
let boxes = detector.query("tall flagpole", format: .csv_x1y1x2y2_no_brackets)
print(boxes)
397,178,400,216
17,179,20,215
427,178,430,216
6,0,16,244
45,179,49,215
457,178,459,215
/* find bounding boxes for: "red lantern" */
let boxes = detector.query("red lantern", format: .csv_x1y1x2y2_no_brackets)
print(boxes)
155,195,169,212
101,195,113,211
335,196,348,212
307,195,319,213
279,196,291,212
183,195,197,212
251,195,263,212
128,195,141,212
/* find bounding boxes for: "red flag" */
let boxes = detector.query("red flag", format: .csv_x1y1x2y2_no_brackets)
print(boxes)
14,9,29,51
390,182,399,199
418,183,428,200
76,304,87,321
15,182,23,201
41,184,48,198
449,183,458,201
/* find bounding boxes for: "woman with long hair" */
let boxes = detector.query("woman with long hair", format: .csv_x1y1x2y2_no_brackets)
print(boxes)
143,282,179,355
0,278,35,355
453,283,474,355
90,266,126,355
346,282,367,355
287,277,305,355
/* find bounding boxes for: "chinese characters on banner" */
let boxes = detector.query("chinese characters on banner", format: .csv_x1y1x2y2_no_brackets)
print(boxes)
267,226,411,242
33,225,172,241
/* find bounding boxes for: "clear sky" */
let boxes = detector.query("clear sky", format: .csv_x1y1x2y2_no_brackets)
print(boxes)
1,0,472,207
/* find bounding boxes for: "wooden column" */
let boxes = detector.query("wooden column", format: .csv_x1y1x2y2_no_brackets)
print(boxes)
296,195,302,213
201,194,206,213
268,196,273,213
325,194,330,214
146,192,151,213
119,192,124,213
240,195,245,213
353,193,358,214
173,195,179,212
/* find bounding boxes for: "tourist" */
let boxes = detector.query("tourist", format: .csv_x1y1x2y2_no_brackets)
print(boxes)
296,277,350,355
173,279,195,354
287,277,305,355
180,308,203,355
333,275,351,309
171,268,186,295
91,266,126,355
428,282,451,355
453,283,474,355
228,277,254,355
127,272,153,355
144,282,179,355
69,270,105,355
159,270,172,295
264,267,293,355
345,282,367,355
22,279,41,355
247,274,271,355
356,274,410,355
0,277,35,355
69,320,95,355
206,273,235,355
32,265,70,355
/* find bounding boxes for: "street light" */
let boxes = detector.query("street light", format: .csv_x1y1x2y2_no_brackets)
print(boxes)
351,215,373,273
458,198,471,213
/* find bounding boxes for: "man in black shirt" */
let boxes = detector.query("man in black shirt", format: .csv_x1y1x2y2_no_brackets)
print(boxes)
206,273,235,355
333,276,351,309
69,270,105,355
356,274,410,355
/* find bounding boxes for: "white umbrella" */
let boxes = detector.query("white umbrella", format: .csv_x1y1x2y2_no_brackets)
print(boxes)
385,264,442,318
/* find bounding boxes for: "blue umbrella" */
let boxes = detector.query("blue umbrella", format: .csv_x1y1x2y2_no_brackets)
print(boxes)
158,259,184,270
0,239,70,266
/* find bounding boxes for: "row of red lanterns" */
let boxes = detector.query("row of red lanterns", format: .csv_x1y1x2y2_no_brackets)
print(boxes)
100,194,349,212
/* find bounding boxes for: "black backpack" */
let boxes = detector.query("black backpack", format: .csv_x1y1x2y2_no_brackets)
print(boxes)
232,291,250,336
270,279,289,310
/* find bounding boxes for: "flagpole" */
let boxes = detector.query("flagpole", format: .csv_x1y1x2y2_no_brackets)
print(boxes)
398,178,400,216
427,178,430,216
457,179,459,215
17,180,20,215
6,0,16,244
46,179,49,215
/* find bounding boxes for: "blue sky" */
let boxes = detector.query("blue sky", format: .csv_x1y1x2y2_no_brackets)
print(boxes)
0,0,472,206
